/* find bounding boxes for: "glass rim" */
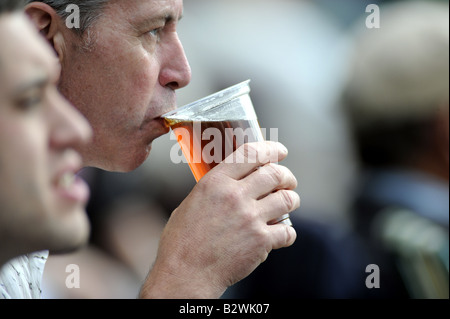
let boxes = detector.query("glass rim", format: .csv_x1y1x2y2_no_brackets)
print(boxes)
161,79,251,120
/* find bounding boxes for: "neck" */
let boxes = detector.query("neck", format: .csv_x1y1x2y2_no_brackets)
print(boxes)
0,250,15,270
0,239,32,270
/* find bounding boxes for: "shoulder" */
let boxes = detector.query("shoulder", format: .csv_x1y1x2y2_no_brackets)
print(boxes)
373,208,449,298
0,251,49,299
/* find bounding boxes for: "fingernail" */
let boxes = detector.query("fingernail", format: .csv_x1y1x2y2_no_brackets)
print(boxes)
279,143,288,155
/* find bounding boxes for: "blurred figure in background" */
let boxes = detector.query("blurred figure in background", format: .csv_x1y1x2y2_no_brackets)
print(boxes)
343,0,449,298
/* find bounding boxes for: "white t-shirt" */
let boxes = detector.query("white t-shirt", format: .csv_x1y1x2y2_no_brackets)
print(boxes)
0,251,48,299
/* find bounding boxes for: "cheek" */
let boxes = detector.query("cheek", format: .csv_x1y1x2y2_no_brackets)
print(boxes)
127,53,160,105
99,35,160,91
107,51,161,127
68,44,159,119
0,121,49,208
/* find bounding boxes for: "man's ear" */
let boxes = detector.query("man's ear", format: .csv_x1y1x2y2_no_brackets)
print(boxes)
25,2,66,62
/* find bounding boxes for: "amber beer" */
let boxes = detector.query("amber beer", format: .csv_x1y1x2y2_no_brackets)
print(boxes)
168,119,263,182
162,80,292,225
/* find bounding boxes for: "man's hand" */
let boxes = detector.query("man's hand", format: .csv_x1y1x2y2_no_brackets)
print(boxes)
140,141,300,299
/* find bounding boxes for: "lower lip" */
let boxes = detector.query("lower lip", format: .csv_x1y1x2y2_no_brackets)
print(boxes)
56,175,90,204
154,117,171,131
145,118,170,141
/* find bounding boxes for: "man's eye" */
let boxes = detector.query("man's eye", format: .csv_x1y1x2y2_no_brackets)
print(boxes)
148,27,163,40
16,94,43,111
148,27,162,38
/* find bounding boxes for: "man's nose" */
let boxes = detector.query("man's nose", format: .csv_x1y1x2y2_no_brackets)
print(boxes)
159,34,192,90
48,89,92,150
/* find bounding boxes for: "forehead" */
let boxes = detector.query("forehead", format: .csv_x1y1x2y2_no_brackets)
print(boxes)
0,13,56,94
105,0,183,24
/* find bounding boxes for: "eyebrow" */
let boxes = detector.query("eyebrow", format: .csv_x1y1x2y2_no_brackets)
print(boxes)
136,11,183,31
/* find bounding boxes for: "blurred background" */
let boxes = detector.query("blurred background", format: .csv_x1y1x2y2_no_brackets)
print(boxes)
42,0,449,298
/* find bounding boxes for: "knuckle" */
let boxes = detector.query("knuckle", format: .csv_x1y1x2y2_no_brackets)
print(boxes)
223,188,244,206
279,190,295,212
241,203,260,224
259,164,298,189
237,143,258,163
254,226,271,246
237,142,274,164
263,163,283,185
277,165,297,189
196,173,218,195
284,225,297,247
240,211,254,225
197,172,246,205
225,184,253,212
285,168,298,189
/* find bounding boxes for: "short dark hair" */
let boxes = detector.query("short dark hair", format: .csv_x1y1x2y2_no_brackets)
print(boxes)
0,0,26,14
0,0,26,71
343,96,435,169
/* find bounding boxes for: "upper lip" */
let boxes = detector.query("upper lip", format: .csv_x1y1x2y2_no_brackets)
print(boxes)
52,154,84,187
154,93,178,120
154,107,177,120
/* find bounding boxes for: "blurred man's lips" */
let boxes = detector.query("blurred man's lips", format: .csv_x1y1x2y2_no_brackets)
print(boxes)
53,162,90,204
56,174,90,204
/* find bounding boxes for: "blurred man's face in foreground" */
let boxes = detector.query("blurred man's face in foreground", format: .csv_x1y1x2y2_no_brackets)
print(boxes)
0,12,92,263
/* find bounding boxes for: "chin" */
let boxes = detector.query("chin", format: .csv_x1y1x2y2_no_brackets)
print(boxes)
49,230,89,255
92,146,152,173
49,241,87,256
47,208,91,254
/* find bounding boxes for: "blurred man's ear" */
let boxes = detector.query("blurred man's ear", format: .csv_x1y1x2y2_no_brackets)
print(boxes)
25,2,66,63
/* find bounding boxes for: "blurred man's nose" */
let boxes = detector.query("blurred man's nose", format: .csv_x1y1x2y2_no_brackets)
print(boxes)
159,34,192,90
48,89,92,150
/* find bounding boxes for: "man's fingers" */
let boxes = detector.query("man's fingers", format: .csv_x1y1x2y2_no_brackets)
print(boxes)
214,141,289,180
269,224,297,250
257,189,300,223
242,163,298,199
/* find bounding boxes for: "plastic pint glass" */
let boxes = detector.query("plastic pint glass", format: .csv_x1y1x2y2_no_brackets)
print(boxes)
162,80,292,226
